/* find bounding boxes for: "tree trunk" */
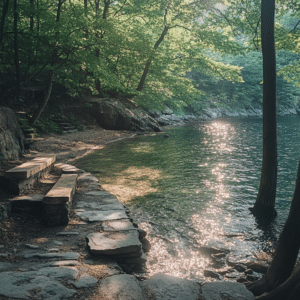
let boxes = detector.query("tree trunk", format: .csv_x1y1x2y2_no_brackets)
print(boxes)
30,71,54,125
247,160,300,296
250,0,277,222
255,264,300,300
0,0,10,46
13,0,20,100
30,0,62,124
136,26,169,92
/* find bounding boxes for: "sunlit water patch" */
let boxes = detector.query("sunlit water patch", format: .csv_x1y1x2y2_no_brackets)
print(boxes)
75,115,300,281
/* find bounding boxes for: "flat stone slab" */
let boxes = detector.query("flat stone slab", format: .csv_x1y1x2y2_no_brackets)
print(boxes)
201,282,255,300
140,274,200,300
84,190,114,197
36,266,79,281
0,271,77,300
43,174,78,204
10,194,44,203
77,173,99,184
97,274,144,300
75,201,124,211
31,260,80,270
87,231,142,255
76,210,128,222
5,156,56,179
0,262,14,272
101,220,136,232
24,252,80,260
73,273,98,288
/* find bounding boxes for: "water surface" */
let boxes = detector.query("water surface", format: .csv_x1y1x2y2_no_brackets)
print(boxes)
76,115,300,281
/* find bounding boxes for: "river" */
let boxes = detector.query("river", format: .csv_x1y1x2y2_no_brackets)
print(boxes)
75,115,300,281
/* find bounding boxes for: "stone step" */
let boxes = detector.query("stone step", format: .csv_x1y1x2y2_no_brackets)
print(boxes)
63,129,78,134
22,128,35,133
87,231,142,256
43,174,78,205
4,156,56,194
5,156,56,180
25,133,35,139
9,194,44,214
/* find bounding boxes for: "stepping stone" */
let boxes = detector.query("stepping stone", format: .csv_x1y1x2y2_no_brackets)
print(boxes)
5,156,56,179
84,191,112,197
74,193,120,205
140,274,200,300
0,262,14,272
73,273,98,288
101,220,136,232
75,201,124,211
31,260,80,270
43,174,78,204
96,274,144,300
56,231,79,236
0,271,77,300
76,210,128,222
24,252,80,260
25,244,40,249
87,231,142,255
37,266,79,281
201,282,255,300
10,194,44,203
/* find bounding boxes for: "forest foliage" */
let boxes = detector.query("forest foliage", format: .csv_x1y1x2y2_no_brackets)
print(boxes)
0,0,300,114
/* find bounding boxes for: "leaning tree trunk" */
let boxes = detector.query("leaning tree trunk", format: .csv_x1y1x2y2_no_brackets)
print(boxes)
0,0,10,46
247,160,300,296
250,0,277,222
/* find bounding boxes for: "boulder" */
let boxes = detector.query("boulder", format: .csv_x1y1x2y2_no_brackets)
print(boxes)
0,107,24,159
87,98,162,132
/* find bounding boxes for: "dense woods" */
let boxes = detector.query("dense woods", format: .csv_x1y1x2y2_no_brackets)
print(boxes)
1,0,299,116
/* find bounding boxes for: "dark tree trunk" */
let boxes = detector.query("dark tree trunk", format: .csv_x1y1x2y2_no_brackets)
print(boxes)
0,0,10,46
13,0,20,100
30,0,62,124
136,26,169,92
84,0,87,16
30,71,54,125
255,265,300,300
250,0,277,222
30,0,34,31
247,160,300,296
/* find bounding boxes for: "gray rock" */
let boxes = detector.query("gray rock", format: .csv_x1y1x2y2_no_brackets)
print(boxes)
73,273,98,288
25,244,40,249
77,173,99,184
75,201,124,211
101,219,136,232
88,98,162,132
53,240,63,246
24,252,80,260
201,281,255,300
31,260,80,270
76,210,128,222
87,231,141,255
0,107,24,160
140,274,200,300
0,262,14,272
56,231,79,236
84,190,113,196
37,266,79,281
204,270,222,280
119,253,147,264
0,271,77,299
97,274,144,300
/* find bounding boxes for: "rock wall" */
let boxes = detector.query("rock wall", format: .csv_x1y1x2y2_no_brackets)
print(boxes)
0,107,24,159
87,98,162,132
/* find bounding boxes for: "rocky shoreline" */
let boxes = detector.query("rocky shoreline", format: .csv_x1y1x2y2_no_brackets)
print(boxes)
148,104,300,127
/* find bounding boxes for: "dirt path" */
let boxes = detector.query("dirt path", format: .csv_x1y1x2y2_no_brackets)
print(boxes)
27,127,136,163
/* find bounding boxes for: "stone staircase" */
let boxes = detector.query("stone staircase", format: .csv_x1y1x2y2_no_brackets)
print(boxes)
14,111,36,149
53,118,78,134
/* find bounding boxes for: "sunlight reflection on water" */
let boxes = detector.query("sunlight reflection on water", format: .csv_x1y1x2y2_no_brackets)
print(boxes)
76,115,300,282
